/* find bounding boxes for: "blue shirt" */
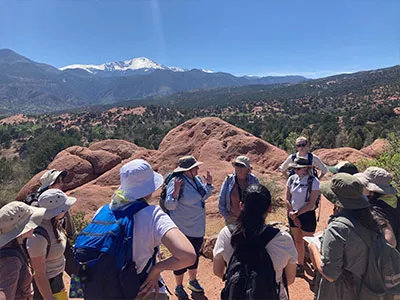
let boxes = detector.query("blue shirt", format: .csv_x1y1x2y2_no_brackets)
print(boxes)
164,174,213,237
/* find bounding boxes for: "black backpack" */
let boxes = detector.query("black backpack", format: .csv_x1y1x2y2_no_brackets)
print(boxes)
159,172,184,214
221,226,281,300
288,152,318,177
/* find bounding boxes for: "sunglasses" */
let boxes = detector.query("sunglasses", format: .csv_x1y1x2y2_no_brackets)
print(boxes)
234,163,246,168
296,143,307,147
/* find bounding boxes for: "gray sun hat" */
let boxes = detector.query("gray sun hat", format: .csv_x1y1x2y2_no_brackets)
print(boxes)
232,156,251,169
288,157,311,169
173,155,203,173
328,161,359,175
119,159,163,201
0,202,46,248
354,167,398,195
38,189,76,220
320,173,370,209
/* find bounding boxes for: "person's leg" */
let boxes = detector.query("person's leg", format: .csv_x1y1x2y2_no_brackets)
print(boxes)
188,269,197,281
174,265,188,298
186,237,204,293
174,274,184,286
291,227,305,265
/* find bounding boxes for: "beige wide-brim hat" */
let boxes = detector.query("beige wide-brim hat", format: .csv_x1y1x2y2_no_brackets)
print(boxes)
39,169,68,191
354,167,398,195
38,189,76,220
320,173,370,210
173,155,203,172
0,202,46,248
288,157,311,169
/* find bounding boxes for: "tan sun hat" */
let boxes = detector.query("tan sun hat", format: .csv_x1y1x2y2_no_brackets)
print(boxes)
288,157,311,169
173,155,203,172
38,189,76,220
0,202,46,248
354,167,398,195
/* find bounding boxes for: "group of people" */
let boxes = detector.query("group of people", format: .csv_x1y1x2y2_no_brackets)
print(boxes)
0,135,399,300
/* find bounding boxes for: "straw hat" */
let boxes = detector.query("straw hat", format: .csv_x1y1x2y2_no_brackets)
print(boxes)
173,156,203,173
119,159,164,201
0,202,46,248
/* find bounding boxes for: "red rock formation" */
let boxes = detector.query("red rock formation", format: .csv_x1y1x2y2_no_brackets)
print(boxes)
360,139,389,158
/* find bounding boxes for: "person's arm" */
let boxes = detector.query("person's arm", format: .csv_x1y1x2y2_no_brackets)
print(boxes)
0,256,22,299
218,177,229,218
164,178,182,211
138,228,196,298
30,255,54,300
307,243,335,282
382,223,397,248
295,190,319,216
279,155,292,178
284,262,297,285
213,253,226,279
202,171,214,199
312,155,328,179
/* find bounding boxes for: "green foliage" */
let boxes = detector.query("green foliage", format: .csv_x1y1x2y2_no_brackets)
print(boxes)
72,211,89,234
356,132,400,189
259,176,285,209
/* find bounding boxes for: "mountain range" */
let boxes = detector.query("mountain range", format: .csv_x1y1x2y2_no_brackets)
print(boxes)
0,49,307,114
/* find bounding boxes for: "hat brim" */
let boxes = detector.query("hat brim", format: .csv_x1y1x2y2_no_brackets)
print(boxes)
288,163,310,169
0,206,46,248
354,173,398,195
173,161,203,173
320,182,370,210
43,196,76,220
328,166,339,174
232,161,250,169
40,170,68,190
120,171,164,201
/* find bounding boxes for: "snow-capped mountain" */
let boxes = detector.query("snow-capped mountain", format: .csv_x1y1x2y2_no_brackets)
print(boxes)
60,57,189,76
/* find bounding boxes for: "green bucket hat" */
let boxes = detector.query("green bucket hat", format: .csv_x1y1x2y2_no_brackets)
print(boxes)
328,161,359,175
320,173,370,209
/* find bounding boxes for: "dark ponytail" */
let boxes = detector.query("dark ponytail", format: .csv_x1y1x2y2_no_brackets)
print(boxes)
231,184,272,249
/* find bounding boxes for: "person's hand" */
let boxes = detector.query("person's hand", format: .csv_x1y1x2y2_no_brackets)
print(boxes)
173,178,183,194
293,217,301,228
288,211,297,220
203,171,213,185
138,266,161,299
307,240,319,254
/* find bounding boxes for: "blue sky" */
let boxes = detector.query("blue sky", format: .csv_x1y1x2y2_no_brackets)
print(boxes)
1,0,399,78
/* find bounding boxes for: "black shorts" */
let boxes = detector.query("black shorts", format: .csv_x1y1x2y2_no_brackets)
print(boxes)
174,236,203,275
288,210,317,233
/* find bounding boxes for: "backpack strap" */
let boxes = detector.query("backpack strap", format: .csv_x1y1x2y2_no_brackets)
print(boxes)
307,152,313,166
333,217,373,247
259,226,280,248
33,226,51,258
291,153,297,162
305,175,315,203
0,247,26,262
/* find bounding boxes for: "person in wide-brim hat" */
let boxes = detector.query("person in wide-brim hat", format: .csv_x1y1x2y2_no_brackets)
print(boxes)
288,157,312,170
38,189,77,220
173,155,203,173
320,173,370,210
354,167,398,195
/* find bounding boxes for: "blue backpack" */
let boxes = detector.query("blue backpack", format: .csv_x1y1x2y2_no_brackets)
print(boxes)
73,201,158,299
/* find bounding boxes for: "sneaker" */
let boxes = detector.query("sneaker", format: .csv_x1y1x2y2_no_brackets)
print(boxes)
187,279,204,293
296,264,305,277
174,285,189,300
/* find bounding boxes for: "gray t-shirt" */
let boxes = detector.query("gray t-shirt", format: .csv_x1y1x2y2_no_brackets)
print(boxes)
316,217,368,300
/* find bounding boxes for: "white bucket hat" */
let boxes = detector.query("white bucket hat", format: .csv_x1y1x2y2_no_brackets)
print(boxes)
119,159,164,201
0,202,46,248
354,167,398,195
39,169,68,191
38,189,76,220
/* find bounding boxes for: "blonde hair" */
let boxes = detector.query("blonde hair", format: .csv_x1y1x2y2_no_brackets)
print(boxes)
296,136,308,145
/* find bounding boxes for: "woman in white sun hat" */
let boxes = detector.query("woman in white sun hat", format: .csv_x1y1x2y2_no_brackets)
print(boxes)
0,201,46,300
354,167,400,250
26,189,76,300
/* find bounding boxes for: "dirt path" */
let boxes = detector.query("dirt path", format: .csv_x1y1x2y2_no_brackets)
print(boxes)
163,197,333,300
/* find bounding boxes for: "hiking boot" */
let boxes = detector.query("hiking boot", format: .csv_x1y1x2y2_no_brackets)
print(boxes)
174,285,189,300
187,279,204,293
296,264,305,277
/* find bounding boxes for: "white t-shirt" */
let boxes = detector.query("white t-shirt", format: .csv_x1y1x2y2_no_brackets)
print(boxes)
287,174,320,211
132,205,177,294
213,226,297,300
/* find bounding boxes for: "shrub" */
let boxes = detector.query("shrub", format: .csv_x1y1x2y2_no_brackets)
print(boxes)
72,211,89,234
259,176,285,210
